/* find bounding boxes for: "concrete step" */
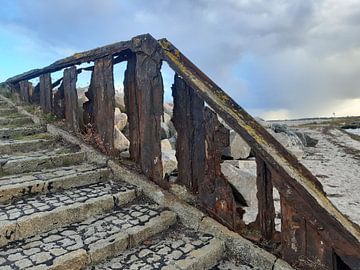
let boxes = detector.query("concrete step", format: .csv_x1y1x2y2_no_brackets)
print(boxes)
0,116,33,125
0,203,176,270
0,107,18,115
0,164,110,203
0,136,58,154
0,147,86,174
91,226,224,270
211,259,254,270
0,126,47,139
0,181,137,247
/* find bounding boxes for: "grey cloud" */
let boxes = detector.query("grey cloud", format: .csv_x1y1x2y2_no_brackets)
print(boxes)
1,0,360,118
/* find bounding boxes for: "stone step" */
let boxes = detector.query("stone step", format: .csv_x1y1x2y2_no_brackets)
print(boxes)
0,147,86,174
0,107,18,115
0,116,33,125
0,181,137,247
0,136,58,155
0,203,176,270
0,126,47,139
91,226,224,270
0,164,110,203
211,259,254,270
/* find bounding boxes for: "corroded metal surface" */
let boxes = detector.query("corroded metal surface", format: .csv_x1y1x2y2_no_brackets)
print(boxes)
4,34,360,269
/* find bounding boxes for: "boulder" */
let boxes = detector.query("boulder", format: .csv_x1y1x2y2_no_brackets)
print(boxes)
114,107,128,131
115,93,126,112
114,126,130,152
221,161,257,208
269,129,304,159
162,112,176,139
161,122,171,139
255,117,271,128
222,130,251,160
163,102,173,115
162,150,178,178
294,131,318,147
161,139,173,151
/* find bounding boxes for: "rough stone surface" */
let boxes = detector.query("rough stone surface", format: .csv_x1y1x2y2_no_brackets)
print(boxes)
0,181,137,246
90,226,223,270
114,126,130,152
222,130,251,160
0,204,176,269
162,149,178,178
114,107,127,131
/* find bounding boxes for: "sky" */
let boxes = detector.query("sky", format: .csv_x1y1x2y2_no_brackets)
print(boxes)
0,0,359,120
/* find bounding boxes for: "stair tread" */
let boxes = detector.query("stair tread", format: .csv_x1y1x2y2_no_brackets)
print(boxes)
0,181,136,222
0,163,105,186
0,164,110,203
0,146,81,160
0,203,176,269
90,226,223,270
211,260,254,270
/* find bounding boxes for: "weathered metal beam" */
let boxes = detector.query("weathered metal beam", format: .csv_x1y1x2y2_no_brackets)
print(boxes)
199,107,244,231
172,74,205,192
39,73,52,113
158,38,360,267
19,81,32,103
63,67,80,132
83,56,115,153
53,82,65,118
124,37,165,187
255,157,275,240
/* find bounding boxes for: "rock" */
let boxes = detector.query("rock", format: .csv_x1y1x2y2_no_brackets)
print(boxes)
114,126,130,152
115,93,126,112
114,108,127,131
161,139,173,151
162,113,176,139
271,123,317,147
269,130,304,159
271,123,289,133
222,131,251,160
169,183,196,204
120,150,130,159
163,103,173,115
168,135,177,150
161,122,171,139
294,131,318,147
255,117,271,128
162,150,178,177
341,121,360,129
221,161,257,208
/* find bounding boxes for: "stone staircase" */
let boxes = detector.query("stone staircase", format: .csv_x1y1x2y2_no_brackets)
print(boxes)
0,99,255,270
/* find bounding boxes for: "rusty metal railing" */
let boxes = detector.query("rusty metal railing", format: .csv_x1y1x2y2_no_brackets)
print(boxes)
5,34,360,269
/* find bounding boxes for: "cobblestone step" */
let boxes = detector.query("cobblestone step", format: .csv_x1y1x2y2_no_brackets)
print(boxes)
0,164,110,203
0,136,58,154
0,203,176,270
0,115,33,125
0,181,137,247
0,126,47,139
90,226,224,270
0,147,87,174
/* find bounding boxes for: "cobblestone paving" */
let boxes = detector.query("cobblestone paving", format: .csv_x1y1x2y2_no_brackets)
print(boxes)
0,163,105,187
0,204,166,269
0,181,136,222
90,227,215,270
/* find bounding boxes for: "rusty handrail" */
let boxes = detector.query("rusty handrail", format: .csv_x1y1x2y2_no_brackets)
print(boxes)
4,33,359,268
